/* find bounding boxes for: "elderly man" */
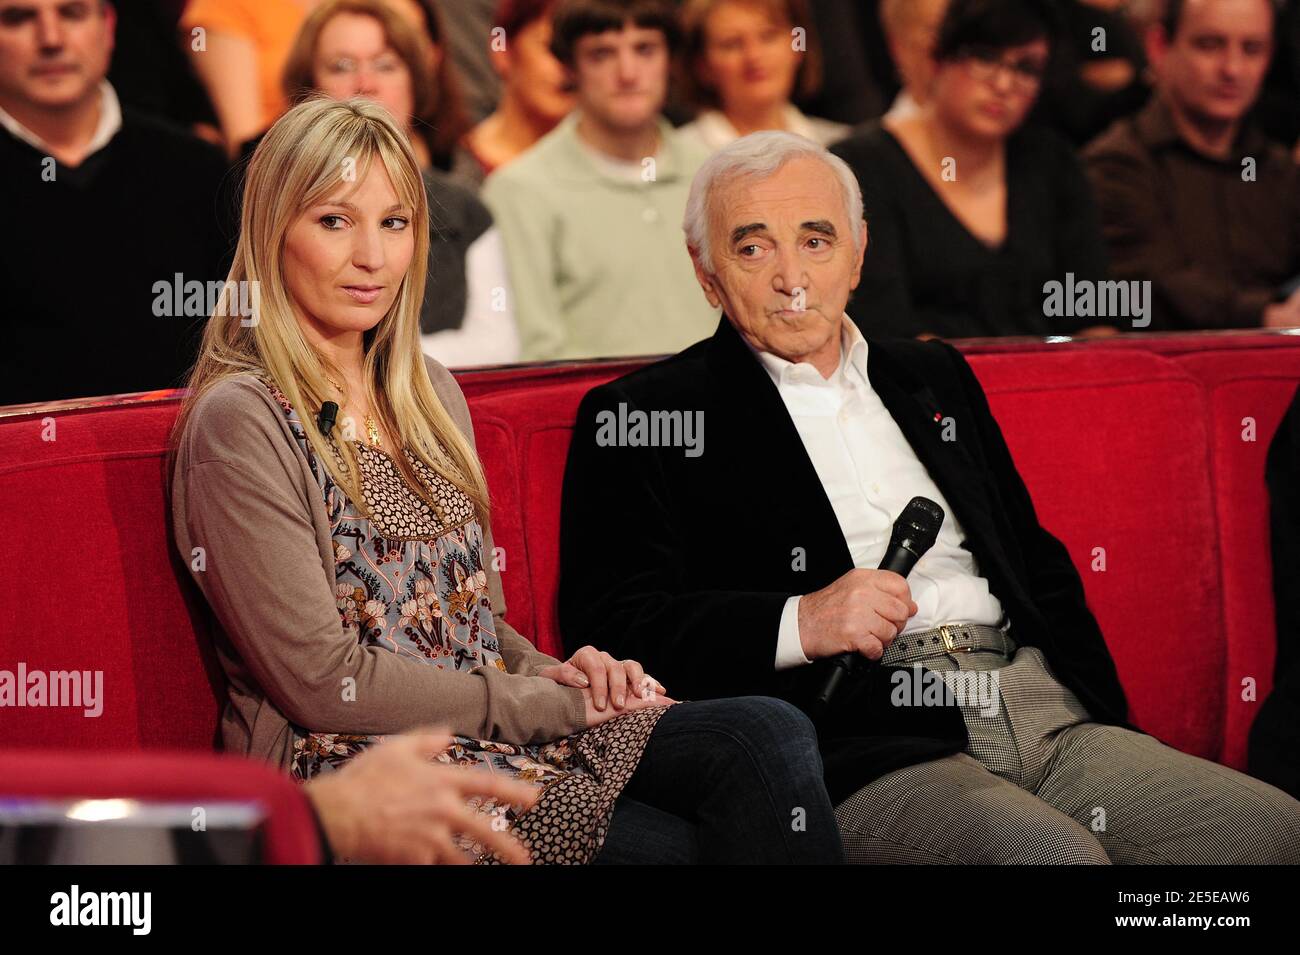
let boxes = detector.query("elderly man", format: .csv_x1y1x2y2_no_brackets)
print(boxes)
557,130,1300,863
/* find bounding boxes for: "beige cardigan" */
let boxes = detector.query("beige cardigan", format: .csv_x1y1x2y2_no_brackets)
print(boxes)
170,355,587,770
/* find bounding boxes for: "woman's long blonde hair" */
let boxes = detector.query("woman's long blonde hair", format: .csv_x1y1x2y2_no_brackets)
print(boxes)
172,96,490,520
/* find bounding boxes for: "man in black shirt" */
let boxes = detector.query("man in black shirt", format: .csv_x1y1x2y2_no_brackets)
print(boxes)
1084,0,1300,331
0,0,231,406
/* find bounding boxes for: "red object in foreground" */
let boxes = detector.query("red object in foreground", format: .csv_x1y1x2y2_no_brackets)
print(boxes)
1,331,1298,854
0,749,322,864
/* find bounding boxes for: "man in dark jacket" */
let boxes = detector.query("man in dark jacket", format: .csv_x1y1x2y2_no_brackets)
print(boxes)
558,129,1300,863
1250,382,1300,799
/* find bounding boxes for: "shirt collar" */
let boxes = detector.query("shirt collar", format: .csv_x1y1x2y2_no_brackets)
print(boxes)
557,109,689,185
694,104,820,148
575,133,649,181
1135,95,1270,162
748,314,868,389
0,81,122,160
1133,97,1181,150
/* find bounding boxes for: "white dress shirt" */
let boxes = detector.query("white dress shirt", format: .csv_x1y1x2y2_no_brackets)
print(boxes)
748,317,1005,670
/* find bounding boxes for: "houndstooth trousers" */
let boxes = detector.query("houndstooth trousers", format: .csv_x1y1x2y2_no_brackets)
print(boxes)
835,643,1300,864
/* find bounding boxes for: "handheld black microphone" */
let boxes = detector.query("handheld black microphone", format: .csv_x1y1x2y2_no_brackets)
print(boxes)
812,496,945,712
317,400,339,435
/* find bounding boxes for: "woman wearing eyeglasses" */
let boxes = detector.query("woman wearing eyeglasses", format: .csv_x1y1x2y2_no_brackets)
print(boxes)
831,0,1116,341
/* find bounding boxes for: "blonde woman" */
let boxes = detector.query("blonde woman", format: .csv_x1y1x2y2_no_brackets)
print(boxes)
279,0,515,367
169,96,843,864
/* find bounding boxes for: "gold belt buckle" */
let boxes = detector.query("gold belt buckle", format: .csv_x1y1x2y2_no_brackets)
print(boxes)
940,624,970,653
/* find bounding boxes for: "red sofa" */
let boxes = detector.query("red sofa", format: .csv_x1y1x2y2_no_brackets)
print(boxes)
2,332,1298,855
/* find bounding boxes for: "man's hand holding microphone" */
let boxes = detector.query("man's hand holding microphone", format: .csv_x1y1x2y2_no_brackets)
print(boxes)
798,567,918,663
807,497,944,711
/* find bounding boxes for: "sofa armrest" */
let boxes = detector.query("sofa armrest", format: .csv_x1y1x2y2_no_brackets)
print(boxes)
0,748,322,864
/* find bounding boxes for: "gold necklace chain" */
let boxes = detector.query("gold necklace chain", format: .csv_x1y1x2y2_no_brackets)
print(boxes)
324,374,382,447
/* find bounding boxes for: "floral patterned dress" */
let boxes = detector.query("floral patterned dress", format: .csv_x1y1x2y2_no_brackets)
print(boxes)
259,377,667,864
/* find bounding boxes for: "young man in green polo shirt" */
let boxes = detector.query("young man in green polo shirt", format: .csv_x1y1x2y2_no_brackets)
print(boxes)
482,0,719,361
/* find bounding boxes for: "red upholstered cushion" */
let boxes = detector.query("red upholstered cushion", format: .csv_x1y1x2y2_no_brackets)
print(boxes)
969,350,1223,761
471,377,624,657
0,400,221,751
469,409,535,638
1174,348,1300,768
0,748,322,864
3,336,1299,775
457,359,652,400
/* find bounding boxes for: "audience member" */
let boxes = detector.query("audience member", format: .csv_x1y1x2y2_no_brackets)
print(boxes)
282,0,470,172
437,0,503,125
283,0,517,366
456,0,575,189
181,0,314,153
482,0,717,361
792,0,886,125
879,0,950,122
677,0,848,152
0,0,231,406
1031,0,1149,146
1085,0,1300,331
833,0,1113,340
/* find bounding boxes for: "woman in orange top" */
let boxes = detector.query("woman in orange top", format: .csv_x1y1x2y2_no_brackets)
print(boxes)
181,0,315,153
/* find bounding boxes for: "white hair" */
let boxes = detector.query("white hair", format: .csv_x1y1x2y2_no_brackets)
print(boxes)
682,130,865,274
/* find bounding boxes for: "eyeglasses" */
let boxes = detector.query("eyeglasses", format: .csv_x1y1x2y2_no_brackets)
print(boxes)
958,46,1046,93
322,54,406,78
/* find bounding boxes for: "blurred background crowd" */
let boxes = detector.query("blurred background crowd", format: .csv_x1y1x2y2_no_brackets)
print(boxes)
3,0,1299,405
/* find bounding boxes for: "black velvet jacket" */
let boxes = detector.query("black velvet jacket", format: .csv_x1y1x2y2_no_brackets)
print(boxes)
558,317,1132,802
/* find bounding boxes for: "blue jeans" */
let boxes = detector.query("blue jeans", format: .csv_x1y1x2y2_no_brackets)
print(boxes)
592,696,844,864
